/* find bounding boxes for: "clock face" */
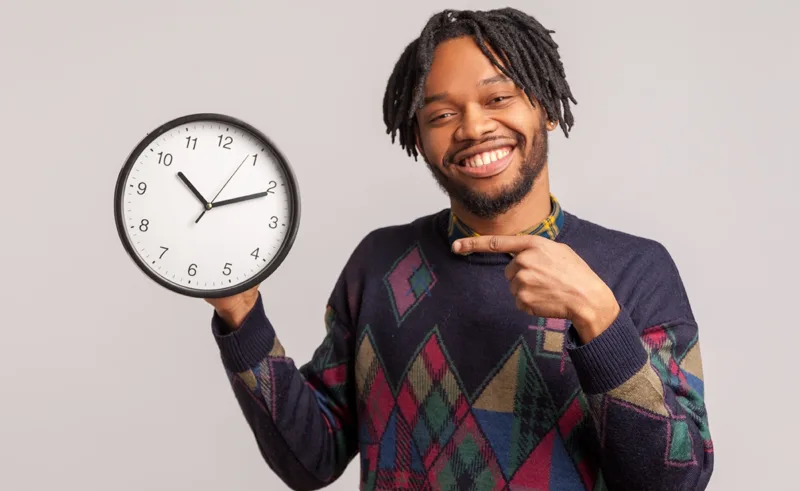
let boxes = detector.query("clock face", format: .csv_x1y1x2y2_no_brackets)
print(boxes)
114,113,300,298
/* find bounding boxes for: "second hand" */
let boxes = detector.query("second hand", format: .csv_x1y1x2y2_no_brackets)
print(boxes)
196,154,251,223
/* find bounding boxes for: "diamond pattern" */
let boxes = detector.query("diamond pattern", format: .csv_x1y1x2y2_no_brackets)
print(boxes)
383,244,438,325
637,325,711,457
558,393,600,490
529,318,570,364
473,343,560,479
356,333,394,444
400,334,470,468
427,412,506,491
354,327,597,490
508,427,555,490
374,408,428,489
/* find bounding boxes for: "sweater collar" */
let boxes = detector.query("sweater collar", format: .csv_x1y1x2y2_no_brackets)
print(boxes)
446,194,565,250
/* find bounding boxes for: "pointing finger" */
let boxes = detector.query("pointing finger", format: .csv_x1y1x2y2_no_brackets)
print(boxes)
452,235,538,255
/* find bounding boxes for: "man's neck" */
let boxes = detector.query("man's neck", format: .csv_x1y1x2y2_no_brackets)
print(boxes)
451,173,552,236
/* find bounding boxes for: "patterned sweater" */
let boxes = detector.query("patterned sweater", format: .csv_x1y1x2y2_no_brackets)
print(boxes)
211,198,714,491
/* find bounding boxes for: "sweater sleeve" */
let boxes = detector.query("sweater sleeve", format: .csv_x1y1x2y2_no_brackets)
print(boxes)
211,292,358,490
565,244,714,491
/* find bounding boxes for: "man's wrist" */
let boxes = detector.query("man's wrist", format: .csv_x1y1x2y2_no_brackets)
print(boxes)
571,285,620,343
216,300,257,333
211,293,276,373
217,310,244,332
207,287,261,333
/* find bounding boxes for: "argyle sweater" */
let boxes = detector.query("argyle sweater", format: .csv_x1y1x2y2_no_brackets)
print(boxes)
211,197,714,491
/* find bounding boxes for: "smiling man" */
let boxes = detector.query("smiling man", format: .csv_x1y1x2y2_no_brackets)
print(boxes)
205,8,714,491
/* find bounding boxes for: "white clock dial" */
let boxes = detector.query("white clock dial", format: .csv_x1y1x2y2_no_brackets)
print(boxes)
114,114,300,298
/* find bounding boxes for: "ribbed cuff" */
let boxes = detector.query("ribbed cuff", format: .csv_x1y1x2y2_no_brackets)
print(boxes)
211,293,276,373
565,306,648,395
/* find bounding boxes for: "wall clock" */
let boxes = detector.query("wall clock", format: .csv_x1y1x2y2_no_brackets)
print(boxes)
113,113,301,298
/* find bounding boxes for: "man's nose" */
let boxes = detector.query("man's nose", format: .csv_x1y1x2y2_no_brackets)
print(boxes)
454,104,497,141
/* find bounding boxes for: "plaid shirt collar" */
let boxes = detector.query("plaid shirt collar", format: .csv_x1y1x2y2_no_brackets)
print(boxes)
446,194,564,251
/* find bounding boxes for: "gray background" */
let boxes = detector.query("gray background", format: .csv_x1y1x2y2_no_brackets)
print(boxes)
1,0,797,489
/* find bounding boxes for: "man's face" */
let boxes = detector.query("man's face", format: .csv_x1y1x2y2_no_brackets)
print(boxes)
415,36,553,219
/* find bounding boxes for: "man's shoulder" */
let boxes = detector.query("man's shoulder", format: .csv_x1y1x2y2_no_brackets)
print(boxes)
562,210,678,276
343,209,449,266
562,211,694,326
564,211,669,255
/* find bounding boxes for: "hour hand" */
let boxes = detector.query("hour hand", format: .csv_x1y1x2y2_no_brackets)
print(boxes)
177,172,209,207
212,190,271,208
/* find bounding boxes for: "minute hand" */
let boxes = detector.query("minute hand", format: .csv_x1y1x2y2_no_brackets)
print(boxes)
212,190,271,208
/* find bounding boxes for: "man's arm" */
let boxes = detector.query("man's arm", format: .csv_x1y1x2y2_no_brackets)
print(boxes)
565,244,714,491
450,233,714,490
211,292,358,490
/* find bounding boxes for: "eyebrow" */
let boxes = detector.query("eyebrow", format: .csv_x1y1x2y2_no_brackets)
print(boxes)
422,75,514,106
479,74,513,87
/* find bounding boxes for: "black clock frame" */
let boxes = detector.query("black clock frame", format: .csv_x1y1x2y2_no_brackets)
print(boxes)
113,112,301,299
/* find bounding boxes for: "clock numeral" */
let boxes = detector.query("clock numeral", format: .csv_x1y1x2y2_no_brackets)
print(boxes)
222,262,232,276
137,182,147,195
217,135,233,149
188,263,197,276
159,246,168,259
185,136,197,149
252,154,258,166
139,218,149,232
251,248,260,260
269,216,278,229
157,152,173,166
266,180,277,195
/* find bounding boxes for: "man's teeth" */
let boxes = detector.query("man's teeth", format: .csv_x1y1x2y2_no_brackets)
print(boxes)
462,147,511,167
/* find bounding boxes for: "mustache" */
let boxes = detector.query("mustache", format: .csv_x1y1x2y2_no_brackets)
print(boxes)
443,133,526,168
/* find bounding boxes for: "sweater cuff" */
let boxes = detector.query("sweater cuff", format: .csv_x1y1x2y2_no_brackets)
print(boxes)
211,293,277,373
565,306,648,395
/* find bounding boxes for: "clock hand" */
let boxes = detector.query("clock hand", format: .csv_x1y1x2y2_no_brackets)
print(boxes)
209,154,251,204
177,172,210,207
195,154,251,223
211,190,271,208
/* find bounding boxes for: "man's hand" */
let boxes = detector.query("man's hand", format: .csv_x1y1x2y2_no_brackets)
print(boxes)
204,284,261,331
452,235,620,343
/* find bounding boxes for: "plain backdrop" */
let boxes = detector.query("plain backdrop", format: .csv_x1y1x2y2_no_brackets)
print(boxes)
1,0,798,490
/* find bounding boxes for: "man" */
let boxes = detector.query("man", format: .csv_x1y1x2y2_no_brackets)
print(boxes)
206,8,713,491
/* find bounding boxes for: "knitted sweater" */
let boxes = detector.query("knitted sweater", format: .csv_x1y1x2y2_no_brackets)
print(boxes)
211,199,714,491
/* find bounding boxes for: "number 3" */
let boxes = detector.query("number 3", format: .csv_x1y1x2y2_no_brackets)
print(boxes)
269,216,278,229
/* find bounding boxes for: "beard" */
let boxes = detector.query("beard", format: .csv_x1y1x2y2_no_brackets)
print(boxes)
425,122,548,220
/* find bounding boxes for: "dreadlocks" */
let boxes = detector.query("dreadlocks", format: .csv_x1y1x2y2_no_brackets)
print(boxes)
382,8,577,160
